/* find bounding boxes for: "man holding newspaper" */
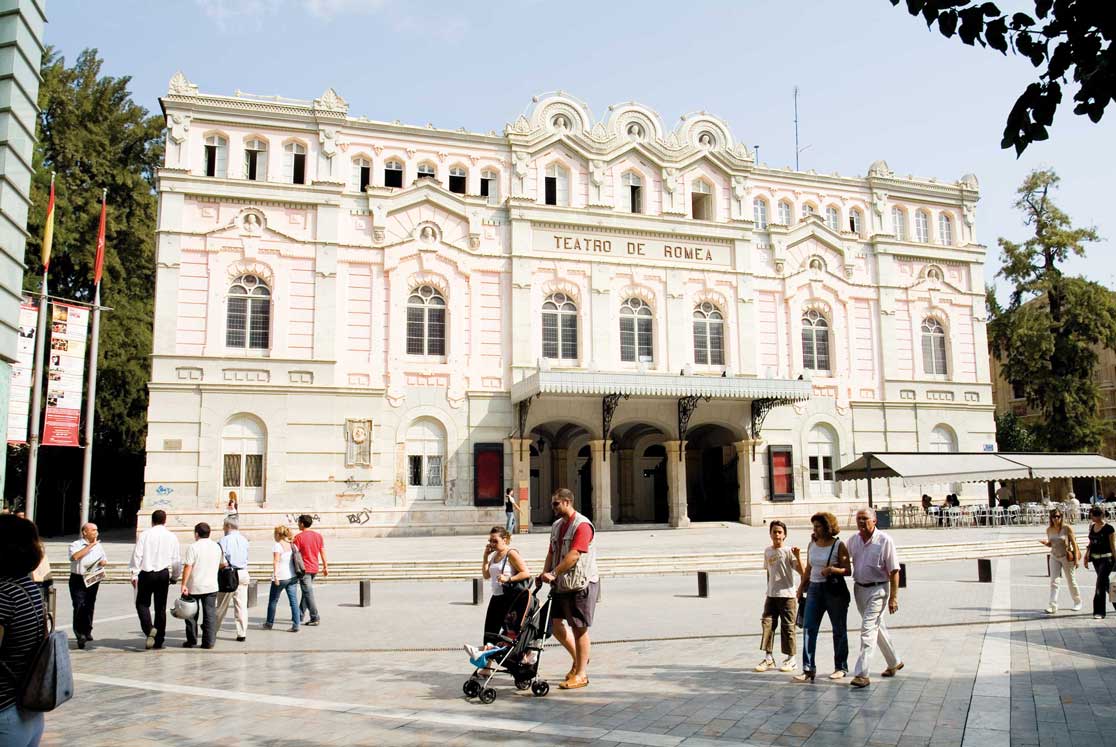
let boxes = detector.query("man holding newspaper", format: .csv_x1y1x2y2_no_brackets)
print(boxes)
68,522,107,649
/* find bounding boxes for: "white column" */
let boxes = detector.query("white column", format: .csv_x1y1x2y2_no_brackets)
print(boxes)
664,440,690,528
589,440,613,530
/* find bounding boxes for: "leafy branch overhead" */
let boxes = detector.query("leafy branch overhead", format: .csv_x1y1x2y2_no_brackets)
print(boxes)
890,1,1114,154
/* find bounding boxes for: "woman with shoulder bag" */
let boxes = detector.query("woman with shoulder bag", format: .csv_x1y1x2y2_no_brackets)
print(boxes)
0,514,48,746
1084,506,1116,619
479,526,530,644
793,512,851,683
264,526,299,633
1040,508,1082,614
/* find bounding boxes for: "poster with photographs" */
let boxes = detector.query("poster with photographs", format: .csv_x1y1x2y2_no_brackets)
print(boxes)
43,302,88,447
7,302,39,443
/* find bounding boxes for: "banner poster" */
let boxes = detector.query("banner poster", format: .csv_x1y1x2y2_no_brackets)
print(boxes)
42,302,89,447
6,302,38,443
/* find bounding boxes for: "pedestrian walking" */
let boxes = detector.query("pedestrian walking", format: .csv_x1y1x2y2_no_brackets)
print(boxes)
1084,506,1116,619
540,488,598,690
129,509,182,650
215,516,250,642
755,520,803,673
504,488,517,533
0,514,47,746
1040,508,1082,614
292,515,327,626
180,522,222,649
793,511,850,683
224,491,238,517
481,526,530,643
846,508,903,689
264,525,300,632
67,522,107,649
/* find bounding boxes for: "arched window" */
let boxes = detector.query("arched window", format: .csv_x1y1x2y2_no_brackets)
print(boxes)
480,169,499,205
801,202,817,220
849,208,863,235
244,138,268,181
406,285,446,356
406,418,445,501
542,292,578,360
226,274,271,349
777,200,792,226
351,156,371,192
938,213,953,245
808,424,838,495
930,424,957,453
448,166,467,194
914,210,930,243
622,172,643,214
753,198,768,229
283,141,307,184
619,297,653,363
544,163,569,206
921,317,948,376
801,309,830,371
692,302,725,366
222,415,266,504
384,159,404,188
691,179,713,220
892,207,907,240
416,162,436,183
825,206,840,231
204,134,227,178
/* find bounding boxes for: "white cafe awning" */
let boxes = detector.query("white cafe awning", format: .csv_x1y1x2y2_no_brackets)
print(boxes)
510,370,812,404
836,452,1116,487
998,453,1116,480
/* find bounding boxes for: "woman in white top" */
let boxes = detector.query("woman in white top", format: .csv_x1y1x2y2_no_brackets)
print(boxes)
480,526,530,643
264,525,299,632
793,512,851,682
1040,508,1081,614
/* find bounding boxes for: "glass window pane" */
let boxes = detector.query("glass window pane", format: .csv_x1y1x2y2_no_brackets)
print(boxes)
561,313,578,359
248,298,270,349
426,456,443,486
222,454,241,487
816,333,830,370
802,329,815,369
709,322,724,366
226,296,247,348
407,307,426,355
809,455,819,481
244,454,264,487
542,312,559,359
408,455,423,486
693,320,708,365
620,317,635,362
637,317,653,362
427,307,446,356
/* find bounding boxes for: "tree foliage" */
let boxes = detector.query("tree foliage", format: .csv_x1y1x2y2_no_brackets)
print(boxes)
890,1,1115,154
7,48,162,531
994,411,1038,452
988,169,1116,452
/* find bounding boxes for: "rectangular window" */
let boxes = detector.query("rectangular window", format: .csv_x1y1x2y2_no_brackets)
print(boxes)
246,151,261,181
244,454,263,487
637,318,653,362
406,307,426,355
545,176,557,205
709,326,724,366
222,454,241,487
205,145,218,177
427,307,446,356
226,297,247,347
385,167,403,188
692,193,711,220
542,313,559,359
473,443,504,507
620,317,636,362
629,185,642,213
1012,381,1025,399
815,334,830,370
426,455,443,486
768,446,795,502
359,166,371,192
694,321,709,365
248,298,270,349
449,174,466,194
408,455,423,486
292,153,306,185
480,177,491,198
561,313,578,359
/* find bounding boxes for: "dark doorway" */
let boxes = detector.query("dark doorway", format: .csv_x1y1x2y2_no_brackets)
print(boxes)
646,444,669,523
577,444,593,521
1072,476,1098,504
685,425,740,522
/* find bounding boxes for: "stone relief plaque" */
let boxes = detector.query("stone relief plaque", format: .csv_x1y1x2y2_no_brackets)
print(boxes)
345,419,372,467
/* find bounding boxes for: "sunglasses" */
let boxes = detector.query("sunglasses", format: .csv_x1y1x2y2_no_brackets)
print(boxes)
551,501,566,508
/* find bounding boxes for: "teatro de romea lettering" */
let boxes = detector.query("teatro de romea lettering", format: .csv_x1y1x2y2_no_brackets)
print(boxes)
145,73,995,538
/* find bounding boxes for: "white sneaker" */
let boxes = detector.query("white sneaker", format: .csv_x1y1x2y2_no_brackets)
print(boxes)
754,658,775,672
1045,605,1057,614
1071,602,1083,612
463,643,481,659
779,657,797,672
829,670,847,680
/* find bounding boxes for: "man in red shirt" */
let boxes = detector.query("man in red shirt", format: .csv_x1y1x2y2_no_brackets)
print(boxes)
292,515,328,626
541,488,599,690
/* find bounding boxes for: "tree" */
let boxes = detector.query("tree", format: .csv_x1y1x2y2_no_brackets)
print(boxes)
988,169,1116,452
890,1,1115,154
994,411,1038,452
7,48,162,532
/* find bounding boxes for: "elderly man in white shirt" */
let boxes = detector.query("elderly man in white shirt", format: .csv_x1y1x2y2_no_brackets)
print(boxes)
847,507,903,688
215,515,251,642
181,521,224,649
68,522,107,649
129,509,182,650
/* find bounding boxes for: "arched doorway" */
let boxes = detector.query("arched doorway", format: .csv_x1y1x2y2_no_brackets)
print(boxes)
685,424,739,521
610,422,669,524
406,418,446,501
576,444,593,522
529,422,591,525
643,444,669,523
222,415,266,505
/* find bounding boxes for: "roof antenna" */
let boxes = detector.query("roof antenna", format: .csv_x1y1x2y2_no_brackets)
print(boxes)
794,86,811,171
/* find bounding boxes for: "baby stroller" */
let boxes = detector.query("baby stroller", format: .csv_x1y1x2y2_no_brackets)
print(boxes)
462,583,553,703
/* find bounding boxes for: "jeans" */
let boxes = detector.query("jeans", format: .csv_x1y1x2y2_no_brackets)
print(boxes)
184,592,217,647
68,573,100,637
1048,555,1081,608
135,569,170,646
760,596,797,657
506,510,517,533
1093,557,1114,617
216,570,250,637
0,704,44,747
267,577,300,628
801,581,849,674
298,573,319,622
852,584,899,677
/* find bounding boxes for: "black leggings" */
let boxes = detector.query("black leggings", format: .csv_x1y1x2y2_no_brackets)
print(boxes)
483,593,512,644
1093,558,1114,617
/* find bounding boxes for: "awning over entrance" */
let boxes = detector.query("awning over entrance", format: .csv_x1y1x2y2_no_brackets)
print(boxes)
836,452,1116,487
510,370,812,404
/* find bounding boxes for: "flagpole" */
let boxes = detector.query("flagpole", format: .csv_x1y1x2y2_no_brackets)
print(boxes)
80,188,107,526
25,172,55,522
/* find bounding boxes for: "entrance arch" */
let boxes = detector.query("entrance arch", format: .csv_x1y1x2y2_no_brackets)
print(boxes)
611,422,669,524
529,421,592,525
685,424,740,521
405,417,446,502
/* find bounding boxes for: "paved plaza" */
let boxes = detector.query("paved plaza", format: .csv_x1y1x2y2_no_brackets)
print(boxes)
34,524,1116,747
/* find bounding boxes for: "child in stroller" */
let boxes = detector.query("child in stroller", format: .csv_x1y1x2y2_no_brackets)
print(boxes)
462,583,553,703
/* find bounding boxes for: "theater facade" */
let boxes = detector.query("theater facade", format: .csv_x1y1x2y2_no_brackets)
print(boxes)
144,74,996,537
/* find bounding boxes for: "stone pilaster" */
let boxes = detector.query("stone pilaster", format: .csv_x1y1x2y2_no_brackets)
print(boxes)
735,440,755,525
663,440,690,528
509,437,533,533
588,440,613,529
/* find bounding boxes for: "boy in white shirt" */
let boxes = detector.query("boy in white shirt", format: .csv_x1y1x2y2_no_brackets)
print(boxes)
756,521,804,672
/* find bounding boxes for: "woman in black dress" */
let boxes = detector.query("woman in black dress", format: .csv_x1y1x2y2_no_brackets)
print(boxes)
1084,506,1116,619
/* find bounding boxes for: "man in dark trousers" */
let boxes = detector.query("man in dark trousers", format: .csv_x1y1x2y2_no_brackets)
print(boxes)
128,509,182,650
68,522,107,649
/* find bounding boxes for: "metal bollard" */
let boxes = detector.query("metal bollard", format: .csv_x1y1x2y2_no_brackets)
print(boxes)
697,571,710,598
248,581,259,608
472,578,484,605
977,558,992,583
898,563,907,589
359,580,372,607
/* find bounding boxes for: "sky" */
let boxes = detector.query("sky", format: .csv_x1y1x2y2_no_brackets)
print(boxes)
44,0,1116,296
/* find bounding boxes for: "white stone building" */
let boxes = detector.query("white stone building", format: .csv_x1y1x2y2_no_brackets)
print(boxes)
145,76,996,536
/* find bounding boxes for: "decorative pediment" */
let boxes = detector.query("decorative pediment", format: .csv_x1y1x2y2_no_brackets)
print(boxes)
199,207,305,243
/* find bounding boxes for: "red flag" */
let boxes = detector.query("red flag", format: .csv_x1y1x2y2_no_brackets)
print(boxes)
41,175,55,270
93,190,106,286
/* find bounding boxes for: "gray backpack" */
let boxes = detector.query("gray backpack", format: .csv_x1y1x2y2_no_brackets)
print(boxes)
1,582,73,711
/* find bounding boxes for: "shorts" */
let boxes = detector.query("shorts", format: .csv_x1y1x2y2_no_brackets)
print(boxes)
551,581,599,628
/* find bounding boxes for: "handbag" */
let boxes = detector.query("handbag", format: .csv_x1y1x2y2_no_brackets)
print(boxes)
822,540,850,605
0,582,73,712
218,552,240,593
290,541,306,579
498,553,530,595
794,595,805,628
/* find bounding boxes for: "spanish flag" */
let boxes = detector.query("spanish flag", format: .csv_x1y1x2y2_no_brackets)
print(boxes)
93,189,106,286
41,173,55,270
